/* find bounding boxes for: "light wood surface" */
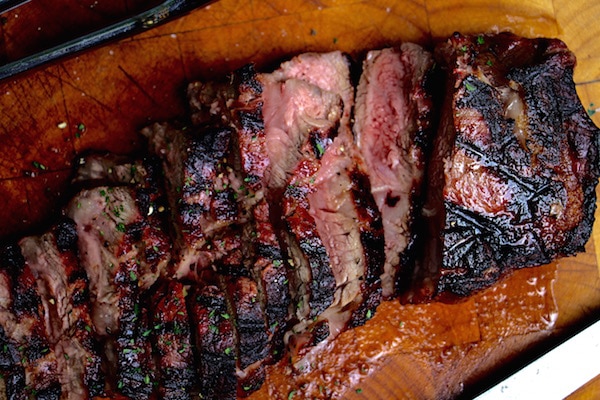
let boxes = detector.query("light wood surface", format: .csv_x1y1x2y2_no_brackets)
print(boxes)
0,0,599,398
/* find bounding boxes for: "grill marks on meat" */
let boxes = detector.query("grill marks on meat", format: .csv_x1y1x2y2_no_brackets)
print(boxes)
142,123,246,282
147,280,195,400
1,37,599,399
354,44,435,298
18,219,104,399
0,243,62,399
65,185,170,398
411,32,600,301
189,285,237,400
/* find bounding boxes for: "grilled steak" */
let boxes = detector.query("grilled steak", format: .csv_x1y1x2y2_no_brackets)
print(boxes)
19,219,104,398
147,280,196,400
1,35,600,400
0,243,62,399
189,285,237,400
65,185,170,335
354,44,435,298
142,123,247,282
410,32,600,301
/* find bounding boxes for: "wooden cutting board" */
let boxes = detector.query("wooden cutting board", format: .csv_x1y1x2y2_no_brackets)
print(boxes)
0,0,599,398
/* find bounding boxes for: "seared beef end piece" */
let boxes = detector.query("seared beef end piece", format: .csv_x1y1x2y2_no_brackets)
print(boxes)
148,280,195,400
354,44,435,298
0,243,62,399
189,285,237,400
142,123,245,281
414,32,600,300
19,219,105,398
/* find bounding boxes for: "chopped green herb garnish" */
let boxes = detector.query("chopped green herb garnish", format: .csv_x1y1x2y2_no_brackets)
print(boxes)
209,325,219,334
224,347,232,355
144,374,151,385
129,270,137,281
486,59,493,66
32,161,47,170
356,388,363,394
477,35,485,45
84,324,92,333
315,142,325,157
464,81,476,92
288,390,297,399
116,222,126,233
366,309,372,319
221,313,230,320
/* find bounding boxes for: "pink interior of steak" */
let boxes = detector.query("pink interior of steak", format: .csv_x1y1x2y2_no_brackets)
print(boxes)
354,43,434,298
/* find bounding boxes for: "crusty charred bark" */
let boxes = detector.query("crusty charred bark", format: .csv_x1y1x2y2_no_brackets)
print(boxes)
142,123,247,282
148,280,195,400
411,32,600,301
0,243,62,399
19,219,104,398
188,285,237,400
354,44,435,298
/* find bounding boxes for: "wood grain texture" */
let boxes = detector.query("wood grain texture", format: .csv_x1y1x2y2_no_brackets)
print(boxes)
0,0,598,398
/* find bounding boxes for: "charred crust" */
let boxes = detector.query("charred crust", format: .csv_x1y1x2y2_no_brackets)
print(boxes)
54,218,79,252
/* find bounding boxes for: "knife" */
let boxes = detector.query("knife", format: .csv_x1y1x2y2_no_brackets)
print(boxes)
0,0,214,81
474,319,600,399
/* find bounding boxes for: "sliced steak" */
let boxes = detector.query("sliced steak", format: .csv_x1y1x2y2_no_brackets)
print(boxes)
260,76,343,190
189,285,237,400
65,186,170,398
354,44,435,298
221,274,268,396
18,219,104,398
0,243,62,399
306,136,384,332
65,186,170,336
147,280,196,400
113,258,156,400
142,123,247,282
411,32,600,301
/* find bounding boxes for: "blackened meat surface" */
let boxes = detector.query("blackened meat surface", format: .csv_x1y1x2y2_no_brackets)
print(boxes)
412,32,600,301
148,280,196,400
354,44,434,298
0,243,62,399
19,219,104,398
189,285,237,400
142,123,246,282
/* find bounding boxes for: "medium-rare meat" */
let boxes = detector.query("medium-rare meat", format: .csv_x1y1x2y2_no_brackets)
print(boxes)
189,285,237,400
0,243,62,399
410,32,600,301
291,135,384,351
18,219,104,398
354,44,435,298
147,280,196,400
259,74,343,190
142,123,246,282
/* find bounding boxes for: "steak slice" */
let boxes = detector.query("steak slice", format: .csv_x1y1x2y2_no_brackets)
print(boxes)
65,186,170,398
18,219,104,398
354,44,435,298
411,32,600,301
147,280,196,400
142,123,247,282
65,186,170,335
0,243,62,399
189,285,237,400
